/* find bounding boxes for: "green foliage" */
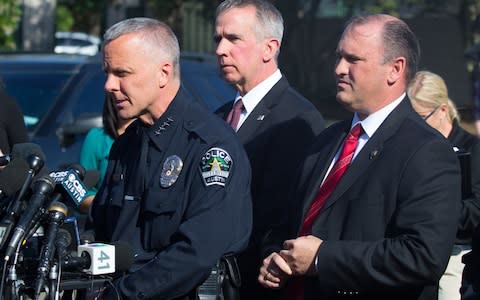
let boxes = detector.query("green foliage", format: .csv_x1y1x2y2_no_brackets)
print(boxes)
56,4,74,31
365,0,401,15
0,0,22,50
56,0,105,34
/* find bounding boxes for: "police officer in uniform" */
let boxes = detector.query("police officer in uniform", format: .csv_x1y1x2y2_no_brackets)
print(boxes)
89,18,252,299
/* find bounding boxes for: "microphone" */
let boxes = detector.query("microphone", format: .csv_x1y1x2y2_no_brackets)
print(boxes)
4,175,55,261
0,159,31,241
34,201,68,296
0,145,47,248
61,241,134,275
0,158,30,200
0,145,46,252
0,142,46,168
0,155,11,167
49,167,88,207
11,143,46,164
8,144,46,222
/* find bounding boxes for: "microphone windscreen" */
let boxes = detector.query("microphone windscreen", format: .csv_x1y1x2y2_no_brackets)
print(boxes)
112,240,134,272
67,163,86,180
0,159,30,197
11,143,46,162
83,170,100,190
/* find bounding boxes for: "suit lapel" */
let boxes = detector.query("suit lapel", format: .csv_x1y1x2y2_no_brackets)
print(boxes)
300,123,349,217
236,77,289,142
320,98,412,212
237,99,271,142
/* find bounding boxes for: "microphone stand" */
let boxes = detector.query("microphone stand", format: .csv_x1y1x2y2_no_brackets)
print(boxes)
49,263,58,300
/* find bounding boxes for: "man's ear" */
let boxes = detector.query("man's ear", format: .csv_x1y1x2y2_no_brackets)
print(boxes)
387,57,406,85
158,63,173,88
263,38,280,62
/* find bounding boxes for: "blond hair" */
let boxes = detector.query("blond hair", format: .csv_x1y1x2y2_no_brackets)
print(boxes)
407,70,459,121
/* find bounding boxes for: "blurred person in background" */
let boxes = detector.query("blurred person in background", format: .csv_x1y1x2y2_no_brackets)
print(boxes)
408,70,480,300
0,81,28,156
214,1,325,298
78,94,134,212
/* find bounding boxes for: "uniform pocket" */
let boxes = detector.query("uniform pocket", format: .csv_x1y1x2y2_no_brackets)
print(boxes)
141,189,181,250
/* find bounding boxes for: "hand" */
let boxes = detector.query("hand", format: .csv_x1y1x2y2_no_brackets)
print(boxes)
279,235,323,276
80,194,96,213
258,252,293,289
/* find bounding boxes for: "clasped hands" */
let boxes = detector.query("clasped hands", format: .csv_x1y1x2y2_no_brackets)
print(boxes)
258,235,322,289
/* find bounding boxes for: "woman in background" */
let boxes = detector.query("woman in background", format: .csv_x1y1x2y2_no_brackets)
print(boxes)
79,95,134,212
408,70,480,300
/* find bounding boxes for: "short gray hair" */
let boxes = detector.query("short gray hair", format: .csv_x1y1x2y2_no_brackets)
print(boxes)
216,0,284,45
103,17,180,74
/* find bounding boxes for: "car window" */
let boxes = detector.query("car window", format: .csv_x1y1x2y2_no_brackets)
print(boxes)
182,72,234,111
69,70,105,116
1,72,72,130
56,38,94,47
35,65,106,136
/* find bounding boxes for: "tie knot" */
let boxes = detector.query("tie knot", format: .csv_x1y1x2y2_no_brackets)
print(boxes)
349,124,363,139
233,99,244,113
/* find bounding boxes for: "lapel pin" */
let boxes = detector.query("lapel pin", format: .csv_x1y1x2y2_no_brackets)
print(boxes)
257,115,265,121
369,149,379,160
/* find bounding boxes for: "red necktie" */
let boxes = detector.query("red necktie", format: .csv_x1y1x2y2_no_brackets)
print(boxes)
226,99,244,131
285,124,364,300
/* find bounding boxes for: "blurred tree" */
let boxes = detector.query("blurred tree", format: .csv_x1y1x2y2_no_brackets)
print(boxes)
56,0,105,35
44,0,480,54
56,4,74,31
0,0,21,50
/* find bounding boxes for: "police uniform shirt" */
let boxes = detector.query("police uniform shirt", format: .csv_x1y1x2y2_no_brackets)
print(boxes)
91,86,253,299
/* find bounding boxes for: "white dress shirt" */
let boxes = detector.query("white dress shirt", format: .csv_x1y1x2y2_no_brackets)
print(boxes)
231,69,282,131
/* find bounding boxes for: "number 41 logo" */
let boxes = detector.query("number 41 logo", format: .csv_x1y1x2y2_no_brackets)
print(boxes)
97,250,111,269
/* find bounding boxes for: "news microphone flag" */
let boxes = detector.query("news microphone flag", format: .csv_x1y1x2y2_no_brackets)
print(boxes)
77,243,115,275
49,169,87,206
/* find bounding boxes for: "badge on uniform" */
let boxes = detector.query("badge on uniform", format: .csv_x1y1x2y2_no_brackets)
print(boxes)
160,155,183,188
200,147,232,186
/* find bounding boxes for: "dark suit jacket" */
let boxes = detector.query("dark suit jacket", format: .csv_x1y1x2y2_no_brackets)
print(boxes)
216,76,325,298
266,98,461,300
447,121,480,244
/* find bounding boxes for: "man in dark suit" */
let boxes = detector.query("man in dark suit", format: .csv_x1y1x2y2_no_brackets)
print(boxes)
214,0,325,298
258,14,461,300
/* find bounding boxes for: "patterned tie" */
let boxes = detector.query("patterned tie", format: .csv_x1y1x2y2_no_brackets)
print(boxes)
285,123,364,300
226,99,244,131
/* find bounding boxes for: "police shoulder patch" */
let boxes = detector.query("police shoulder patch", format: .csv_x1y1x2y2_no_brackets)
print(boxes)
200,147,233,186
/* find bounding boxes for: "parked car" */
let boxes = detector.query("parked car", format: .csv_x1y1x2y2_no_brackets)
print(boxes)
54,32,101,56
0,52,234,170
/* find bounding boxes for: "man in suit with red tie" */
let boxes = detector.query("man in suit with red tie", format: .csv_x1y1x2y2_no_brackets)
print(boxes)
258,13,461,300
214,0,325,299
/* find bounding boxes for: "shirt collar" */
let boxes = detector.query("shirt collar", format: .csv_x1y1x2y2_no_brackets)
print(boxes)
351,93,405,138
143,87,188,150
234,69,282,113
